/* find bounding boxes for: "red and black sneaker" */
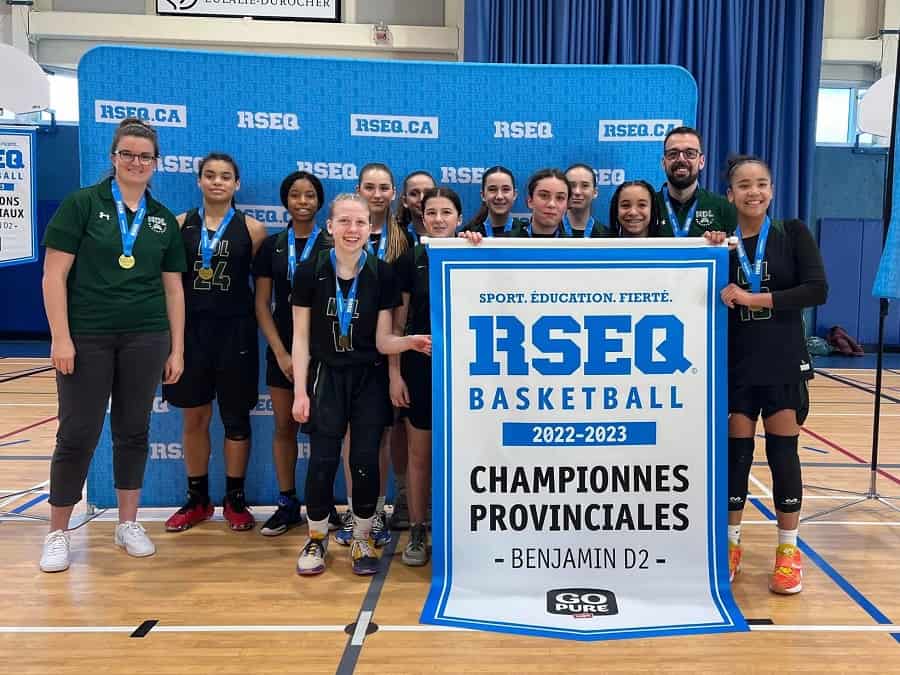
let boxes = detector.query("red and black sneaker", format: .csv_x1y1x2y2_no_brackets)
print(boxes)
165,498,214,532
223,490,255,531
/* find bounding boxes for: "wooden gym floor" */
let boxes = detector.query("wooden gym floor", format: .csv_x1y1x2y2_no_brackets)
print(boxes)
1,355,899,674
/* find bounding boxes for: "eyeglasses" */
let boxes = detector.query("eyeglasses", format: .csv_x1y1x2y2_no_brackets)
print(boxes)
114,150,157,165
664,148,702,161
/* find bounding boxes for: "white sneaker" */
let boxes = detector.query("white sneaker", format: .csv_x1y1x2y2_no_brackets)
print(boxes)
40,529,71,572
114,521,156,558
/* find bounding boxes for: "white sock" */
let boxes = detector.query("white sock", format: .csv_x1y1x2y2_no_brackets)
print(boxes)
777,528,798,547
376,495,385,512
346,497,353,514
353,514,374,540
727,524,741,546
308,516,329,537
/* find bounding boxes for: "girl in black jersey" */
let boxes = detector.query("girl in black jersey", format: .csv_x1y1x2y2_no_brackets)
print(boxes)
291,193,430,576
563,163,603,237
607,180,661,238
391,187,462,566
253,171,330,536
396,171,436,246
163,153,268,533
719,155,827,595
461,166,518,236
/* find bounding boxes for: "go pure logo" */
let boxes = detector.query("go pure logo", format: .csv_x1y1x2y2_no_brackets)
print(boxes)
547,588,618,618
95,100,187,128
493,121,553,139
237,111,300,131
350,114,439,139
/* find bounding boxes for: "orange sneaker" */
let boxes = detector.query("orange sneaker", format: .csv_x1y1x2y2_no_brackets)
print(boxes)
769,543,803,594
728,542,743,582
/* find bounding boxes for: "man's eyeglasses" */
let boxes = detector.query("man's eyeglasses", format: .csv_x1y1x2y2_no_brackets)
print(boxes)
114,150,157,165
664,148,701,161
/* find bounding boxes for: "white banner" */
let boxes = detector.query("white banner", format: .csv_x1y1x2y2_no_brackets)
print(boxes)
0,128,37,268
156,0,339,21
422,239,746,641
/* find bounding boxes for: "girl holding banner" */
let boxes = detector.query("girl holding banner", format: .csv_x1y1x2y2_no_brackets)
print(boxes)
607,180,662,238
162,153,268,534
461,166,518,236
719,155,827,595
254,171,331,536
40,118,186,572
391,187,463,565
290,194,430,576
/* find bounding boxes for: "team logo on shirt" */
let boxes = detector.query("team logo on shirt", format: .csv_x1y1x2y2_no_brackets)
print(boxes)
98,211,111,221
147,216,167,233
597,119,681,142
94,100,187,128
493,121,553,139
695,210,714,229
350,114,439,139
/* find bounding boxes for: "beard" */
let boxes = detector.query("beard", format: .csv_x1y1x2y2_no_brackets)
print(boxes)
666,162,698,190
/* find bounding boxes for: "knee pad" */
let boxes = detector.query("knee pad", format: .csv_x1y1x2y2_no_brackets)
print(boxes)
221,409,251,441
728,437,755,511
765,434,802,513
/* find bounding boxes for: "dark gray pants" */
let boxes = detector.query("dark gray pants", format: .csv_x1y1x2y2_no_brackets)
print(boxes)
49,331,170,507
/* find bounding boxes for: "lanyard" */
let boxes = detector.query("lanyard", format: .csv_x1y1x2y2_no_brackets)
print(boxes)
526,218,560,238
331,249,367,349
110,180,146,258
287,224,321,282
562,213,596,238
366,223,389,260
735,216,771,293
483,214,514,237
662,185,698,237
407,223,420,245
198,206,235,270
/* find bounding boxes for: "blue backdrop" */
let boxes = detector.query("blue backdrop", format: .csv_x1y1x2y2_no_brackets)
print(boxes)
464,0,824,226
78,47,696,507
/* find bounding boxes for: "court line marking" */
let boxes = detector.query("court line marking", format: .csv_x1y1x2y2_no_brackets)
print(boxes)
0,623,897,634
0,415,58,441
815,369,900,404
748,473,773,499
801,426,900,488
750,499,896,632
0,403,58,407
350,610,373,646
741,520,900,526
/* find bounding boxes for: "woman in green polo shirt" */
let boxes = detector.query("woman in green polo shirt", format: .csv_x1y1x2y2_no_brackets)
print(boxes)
39,117,187,573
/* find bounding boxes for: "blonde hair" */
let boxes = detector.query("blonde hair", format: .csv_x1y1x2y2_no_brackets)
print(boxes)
328,192,369,218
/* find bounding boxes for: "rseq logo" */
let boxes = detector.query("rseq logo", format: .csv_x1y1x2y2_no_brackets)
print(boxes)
251,394,274,416
493,121,553,139
295,161,358,180
152,397,170,413
150,443,183,460
95,100,187,128
350,114,439,139
156,155,204,174
597,119,681,142
546,588,618,618
440,167,490,184
238,205,291,227
237,111,300,131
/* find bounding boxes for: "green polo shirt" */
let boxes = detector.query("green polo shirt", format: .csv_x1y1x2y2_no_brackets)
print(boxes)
42,177,186,334
656,185,737,236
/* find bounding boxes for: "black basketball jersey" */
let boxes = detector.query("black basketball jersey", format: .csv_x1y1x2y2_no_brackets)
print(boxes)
396,244,431,335
252,226,331,351
180,208,254,317
727,219,827,386
291,250,401,367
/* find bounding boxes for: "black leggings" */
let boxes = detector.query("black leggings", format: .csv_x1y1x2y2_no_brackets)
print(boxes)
305,426,382,522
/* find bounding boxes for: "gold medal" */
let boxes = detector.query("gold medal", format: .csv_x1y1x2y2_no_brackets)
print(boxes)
198,267,214,281
118,254,135,269
338,335,351,349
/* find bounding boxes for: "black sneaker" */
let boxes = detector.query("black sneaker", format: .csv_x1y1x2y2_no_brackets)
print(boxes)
260,495,304,536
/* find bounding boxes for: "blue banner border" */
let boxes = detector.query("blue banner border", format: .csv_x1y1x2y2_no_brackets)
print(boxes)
421,245,746,641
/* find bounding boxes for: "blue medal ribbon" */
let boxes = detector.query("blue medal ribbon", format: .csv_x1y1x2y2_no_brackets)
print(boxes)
482,214,514,237
365,221,389,260
111,180,147,258
407,223,420,245
198,206,235,270
526,218,561,238
562,213,596,238
735,216,771,293
331,248,367,347
287,224,321,282
662,185,698,237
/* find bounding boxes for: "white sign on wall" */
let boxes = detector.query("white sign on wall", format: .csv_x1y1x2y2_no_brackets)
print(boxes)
0,128,37,268
156,0,340,21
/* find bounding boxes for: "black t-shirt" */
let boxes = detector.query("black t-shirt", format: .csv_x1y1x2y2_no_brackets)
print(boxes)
728,219,827,386
291,251,401,367
252,227,330,352
180,208,254,317
506,218,574,238
396,244,431,335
